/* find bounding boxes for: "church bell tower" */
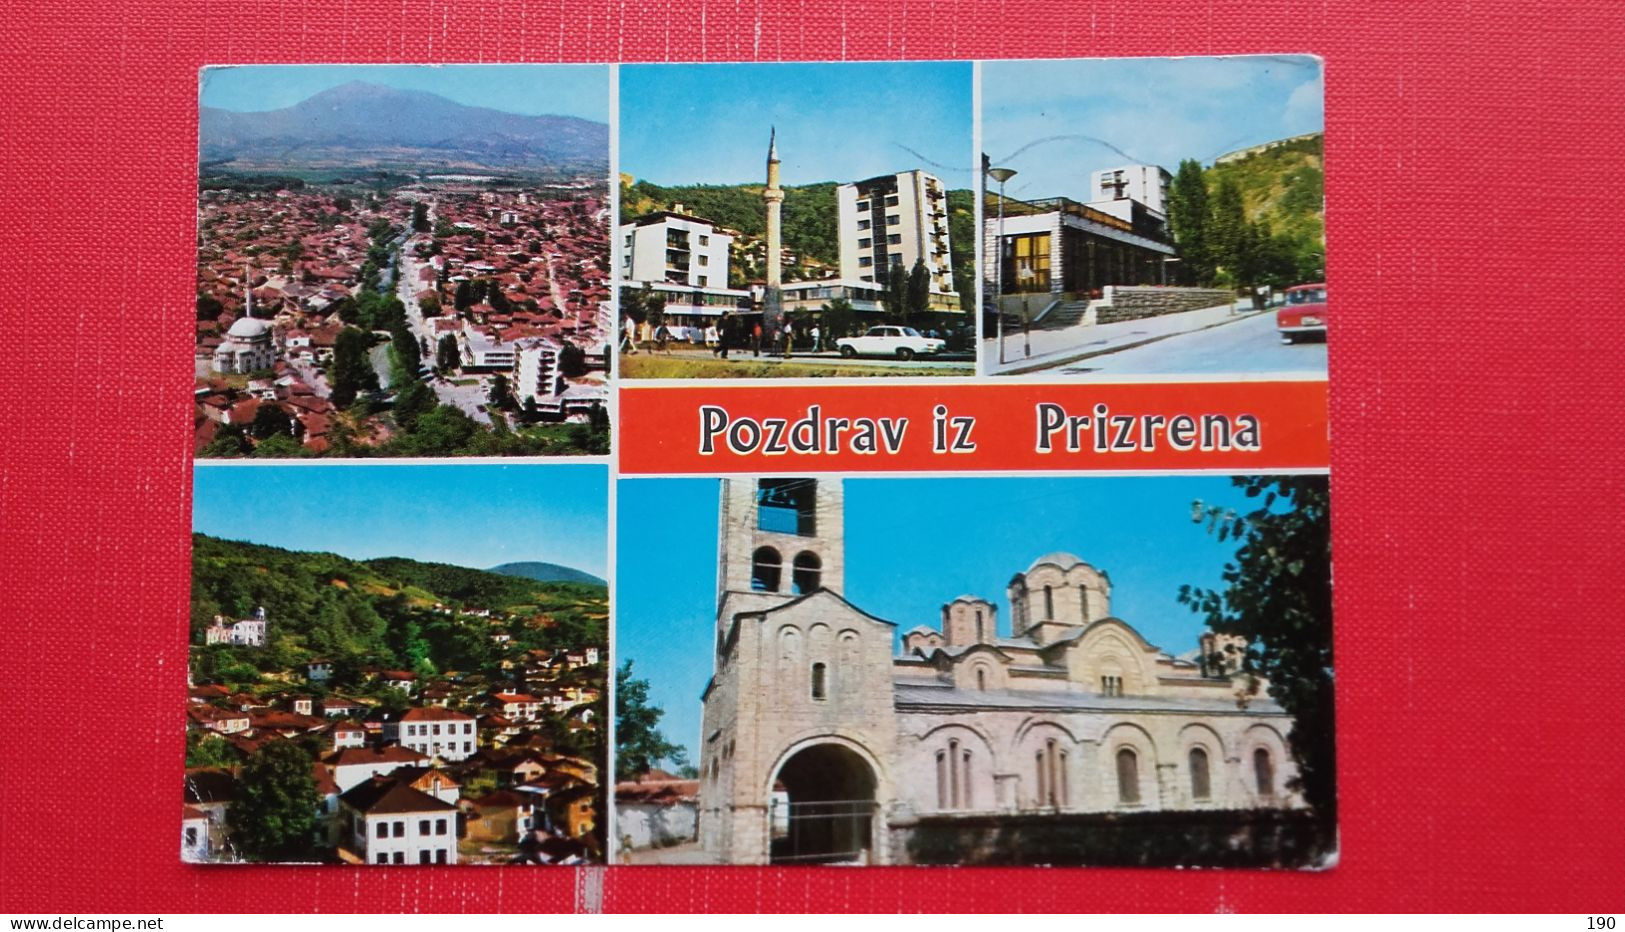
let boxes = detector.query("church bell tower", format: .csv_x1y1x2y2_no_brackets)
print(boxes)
717,477,844,609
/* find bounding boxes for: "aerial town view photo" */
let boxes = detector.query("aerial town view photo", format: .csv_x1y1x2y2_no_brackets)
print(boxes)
184,464,610,865
981,56,1327,378
616,62,977,378
193,65,611,458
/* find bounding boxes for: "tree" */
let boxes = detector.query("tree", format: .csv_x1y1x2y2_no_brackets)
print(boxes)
412,202,429,233
329,327,373,408
615,660,688,781
249,404,294,442
435,334,461,375
819,296,856,340
906,258,931,323
454,279,473,312
419,293,440,318
197,293,223,321
1179,476,1335,821
391,325,421,379
1211,177,1249,288
1167,159,1214,285
488,372,514,411
185,731,237,768
251,433,305,458
885,261,909,322
392,380,436,431
559,341,587,378
226,741,319,861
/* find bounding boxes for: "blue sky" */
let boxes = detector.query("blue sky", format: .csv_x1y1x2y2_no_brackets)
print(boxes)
982,55,1324,202
615,474,1294,766
199,64,610,123
193,464,608,577
620,62,973,186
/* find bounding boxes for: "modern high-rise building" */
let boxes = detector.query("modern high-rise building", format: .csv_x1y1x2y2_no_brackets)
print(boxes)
836,170,959,311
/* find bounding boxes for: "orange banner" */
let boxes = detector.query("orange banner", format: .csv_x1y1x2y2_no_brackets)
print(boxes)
618,381,1328,474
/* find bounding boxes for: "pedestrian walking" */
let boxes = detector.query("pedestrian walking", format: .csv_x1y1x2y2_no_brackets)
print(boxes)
751,322,762,357
810,323,822,353
781,319,794,358
621,314,638,354
719,311,732,359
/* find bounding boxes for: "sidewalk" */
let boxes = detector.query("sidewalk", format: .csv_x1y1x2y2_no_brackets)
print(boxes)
981,301,1264,376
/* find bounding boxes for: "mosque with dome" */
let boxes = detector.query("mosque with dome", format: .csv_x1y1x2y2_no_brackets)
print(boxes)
696,477,1304,865
208,314,276,375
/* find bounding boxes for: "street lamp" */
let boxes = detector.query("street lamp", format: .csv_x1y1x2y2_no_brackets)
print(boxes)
986,166,1017,366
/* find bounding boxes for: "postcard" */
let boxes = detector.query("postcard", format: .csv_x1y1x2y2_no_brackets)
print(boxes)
184,55,1331,870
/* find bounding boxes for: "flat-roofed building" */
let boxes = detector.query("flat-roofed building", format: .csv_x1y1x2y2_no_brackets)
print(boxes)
836,170,959,311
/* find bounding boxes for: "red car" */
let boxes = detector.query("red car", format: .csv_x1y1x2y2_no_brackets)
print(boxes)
1277,283,1328,344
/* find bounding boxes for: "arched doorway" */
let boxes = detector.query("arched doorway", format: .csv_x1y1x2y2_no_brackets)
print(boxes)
768,743,878,864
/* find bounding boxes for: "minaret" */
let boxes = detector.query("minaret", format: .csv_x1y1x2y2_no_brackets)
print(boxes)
243,264,254,319
762,128,785,331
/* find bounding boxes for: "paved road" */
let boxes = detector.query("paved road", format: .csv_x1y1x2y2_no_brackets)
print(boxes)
1054,309,1327,377
641,347,975,371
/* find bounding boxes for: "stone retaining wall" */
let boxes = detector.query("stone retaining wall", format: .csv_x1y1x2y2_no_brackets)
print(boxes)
1093,286,1234,324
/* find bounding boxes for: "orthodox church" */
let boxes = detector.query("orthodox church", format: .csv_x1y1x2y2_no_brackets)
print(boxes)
697,477,1303,865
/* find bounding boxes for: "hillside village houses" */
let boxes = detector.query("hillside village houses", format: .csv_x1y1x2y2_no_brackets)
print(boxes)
194,183,609,455
185,605,606,863
682,478,1304,865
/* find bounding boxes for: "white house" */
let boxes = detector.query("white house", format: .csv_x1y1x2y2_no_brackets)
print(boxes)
388,707,478,762
324,745,431,793
341,777,460,865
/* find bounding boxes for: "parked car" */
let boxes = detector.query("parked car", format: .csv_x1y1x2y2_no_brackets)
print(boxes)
1277,283,1328,344
835,326,947,360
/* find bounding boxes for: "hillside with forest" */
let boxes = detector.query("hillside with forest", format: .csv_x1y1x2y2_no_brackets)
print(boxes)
1166,133,1326,289
1207,133,1325,249
190,533,606,685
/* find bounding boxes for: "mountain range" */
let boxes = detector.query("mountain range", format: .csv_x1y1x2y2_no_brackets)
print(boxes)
200,81,608,174
490,561,607,587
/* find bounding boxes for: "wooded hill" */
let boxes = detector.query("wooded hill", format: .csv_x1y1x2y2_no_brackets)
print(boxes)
1207,133,1325,249
190,534,607,683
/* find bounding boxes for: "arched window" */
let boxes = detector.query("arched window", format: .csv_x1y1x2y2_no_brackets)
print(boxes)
751,546,782,592
935,751,948,809
1116,748,1140,804
948,739,961,808
1043,585,1054,619
810,662,827,700
961,748,973,809
791,551,821,594
1079,585,1090,623
1253,748,1274,797
975,667,987,691
1189,747,1211,801
975,608,985,642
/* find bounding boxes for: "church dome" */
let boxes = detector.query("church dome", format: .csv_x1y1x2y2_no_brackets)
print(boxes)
1026,551,1089,574
226,317,272,339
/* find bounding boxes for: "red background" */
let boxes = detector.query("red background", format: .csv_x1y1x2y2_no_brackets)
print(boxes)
619,381,1329,472
3,0,1623,913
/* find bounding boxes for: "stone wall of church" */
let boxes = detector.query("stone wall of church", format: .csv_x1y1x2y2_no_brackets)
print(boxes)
890,707,1301,821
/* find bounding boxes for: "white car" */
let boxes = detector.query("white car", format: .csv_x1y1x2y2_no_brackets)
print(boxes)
835,326,947,361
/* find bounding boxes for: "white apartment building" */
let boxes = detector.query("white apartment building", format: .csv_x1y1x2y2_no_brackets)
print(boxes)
390,707,478,762
620,211,734,290
836,170,959,310
511,337,560,406
1091,164,1172,216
